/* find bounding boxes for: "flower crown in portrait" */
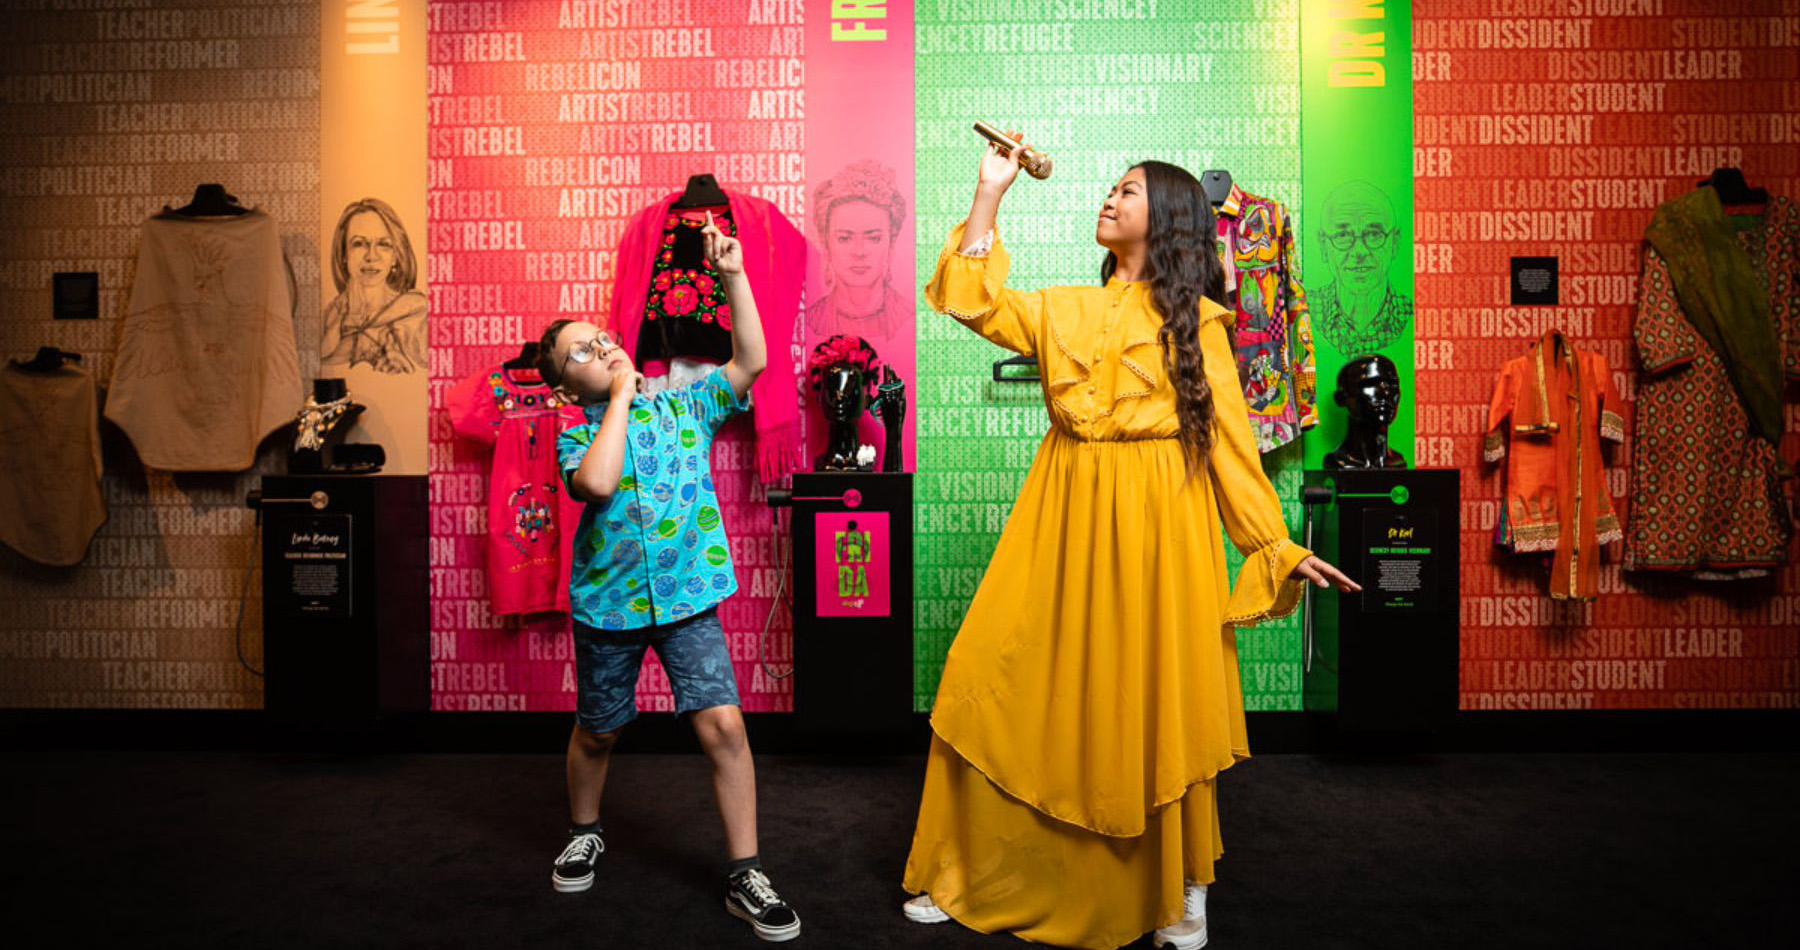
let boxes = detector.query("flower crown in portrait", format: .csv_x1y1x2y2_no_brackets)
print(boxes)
807,333,884,401
811,159,907,239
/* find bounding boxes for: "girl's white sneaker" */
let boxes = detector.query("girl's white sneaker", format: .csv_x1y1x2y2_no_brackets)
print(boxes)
1152,882,1208,949
902,894,950,924
1151,915,1208,949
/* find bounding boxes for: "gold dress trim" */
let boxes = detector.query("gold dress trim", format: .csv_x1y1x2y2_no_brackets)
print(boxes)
1222,537,1311,626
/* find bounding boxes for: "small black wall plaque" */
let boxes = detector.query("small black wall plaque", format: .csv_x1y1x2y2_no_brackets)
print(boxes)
52,272,99,319
1510,256,1558,306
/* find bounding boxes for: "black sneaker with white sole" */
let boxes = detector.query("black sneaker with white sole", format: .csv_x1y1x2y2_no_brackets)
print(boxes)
551,832,603,893
725,867,801,942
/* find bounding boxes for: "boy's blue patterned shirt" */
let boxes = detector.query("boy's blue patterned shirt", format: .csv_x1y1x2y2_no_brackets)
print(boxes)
557,368,750,629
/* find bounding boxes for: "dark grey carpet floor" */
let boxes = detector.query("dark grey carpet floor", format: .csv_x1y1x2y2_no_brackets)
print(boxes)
4,751,1792,949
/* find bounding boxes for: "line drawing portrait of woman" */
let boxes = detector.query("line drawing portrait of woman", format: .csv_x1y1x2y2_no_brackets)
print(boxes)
319,197,427,375
808,159,910,347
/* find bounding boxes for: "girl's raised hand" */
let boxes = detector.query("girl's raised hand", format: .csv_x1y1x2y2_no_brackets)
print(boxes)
978,128,1025,192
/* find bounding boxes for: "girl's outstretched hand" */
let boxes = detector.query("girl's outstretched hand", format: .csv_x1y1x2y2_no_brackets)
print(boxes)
1293,556,1360,592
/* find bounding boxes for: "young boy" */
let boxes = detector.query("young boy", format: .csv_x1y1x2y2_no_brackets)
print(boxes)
539,213,800,942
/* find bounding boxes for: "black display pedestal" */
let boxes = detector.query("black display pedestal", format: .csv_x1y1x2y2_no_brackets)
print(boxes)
788,472,913,737
258,475,428,723
1302,468,1460,734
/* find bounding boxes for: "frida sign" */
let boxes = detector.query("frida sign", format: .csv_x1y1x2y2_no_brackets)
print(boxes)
815,511,891,618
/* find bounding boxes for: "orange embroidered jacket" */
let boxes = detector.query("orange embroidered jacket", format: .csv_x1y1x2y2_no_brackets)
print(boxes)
1483,330,1627,600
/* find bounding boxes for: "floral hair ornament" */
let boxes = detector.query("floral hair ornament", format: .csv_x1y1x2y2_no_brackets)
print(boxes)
807,333,885,404
812,159,907,239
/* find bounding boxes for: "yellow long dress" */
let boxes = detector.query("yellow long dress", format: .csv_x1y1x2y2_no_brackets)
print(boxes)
903,224,1311,950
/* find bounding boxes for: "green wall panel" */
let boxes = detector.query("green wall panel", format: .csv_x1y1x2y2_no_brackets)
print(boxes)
913,1,1308,712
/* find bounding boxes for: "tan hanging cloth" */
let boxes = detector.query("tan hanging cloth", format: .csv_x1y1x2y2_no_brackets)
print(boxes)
0,361,106,566
105,210,300,471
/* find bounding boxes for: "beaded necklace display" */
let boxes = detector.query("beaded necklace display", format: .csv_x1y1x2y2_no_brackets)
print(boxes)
294,392,353,451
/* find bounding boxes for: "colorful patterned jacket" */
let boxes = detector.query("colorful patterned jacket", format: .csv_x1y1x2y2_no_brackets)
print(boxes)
1216,185,1317,453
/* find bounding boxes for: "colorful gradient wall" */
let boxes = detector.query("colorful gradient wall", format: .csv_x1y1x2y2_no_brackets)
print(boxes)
425,0,917,713
3,1,1796,715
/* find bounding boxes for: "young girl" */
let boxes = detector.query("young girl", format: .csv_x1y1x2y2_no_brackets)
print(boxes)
901,135,1359,949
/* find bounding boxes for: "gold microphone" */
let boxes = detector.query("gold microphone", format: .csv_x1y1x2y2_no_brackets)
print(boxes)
973,121,1053,179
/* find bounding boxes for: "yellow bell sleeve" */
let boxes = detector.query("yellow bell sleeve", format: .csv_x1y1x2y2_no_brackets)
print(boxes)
922,222,1045,356
1200,306,1312,625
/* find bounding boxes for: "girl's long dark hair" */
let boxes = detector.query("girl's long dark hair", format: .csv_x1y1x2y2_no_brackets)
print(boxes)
1101,160,1227,477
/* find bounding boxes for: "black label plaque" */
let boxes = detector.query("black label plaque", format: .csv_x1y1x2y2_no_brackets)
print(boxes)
52,271,99,319
1361,508,1437,613
1510,256,1558,305
275,514,352,619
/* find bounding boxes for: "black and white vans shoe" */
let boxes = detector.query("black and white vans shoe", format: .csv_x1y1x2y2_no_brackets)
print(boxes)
725,867,802,942
551,832,604,893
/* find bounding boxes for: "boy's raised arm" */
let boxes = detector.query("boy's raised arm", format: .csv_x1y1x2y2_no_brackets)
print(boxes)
702,210,765,399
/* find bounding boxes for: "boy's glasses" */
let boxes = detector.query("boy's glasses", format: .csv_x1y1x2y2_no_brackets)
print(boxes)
564,332,618,372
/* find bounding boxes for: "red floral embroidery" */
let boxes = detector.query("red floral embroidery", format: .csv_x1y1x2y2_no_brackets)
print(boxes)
644,209,733,327
664,284,699,315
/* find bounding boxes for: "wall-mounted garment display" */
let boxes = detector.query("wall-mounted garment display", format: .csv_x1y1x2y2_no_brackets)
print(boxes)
0,359,106,566
636,203,737,368
104,210,300,471
609,189,805,483
1625,191,1798,578
447,365,585,616
1484,330,1626,600
1216,184,1316,453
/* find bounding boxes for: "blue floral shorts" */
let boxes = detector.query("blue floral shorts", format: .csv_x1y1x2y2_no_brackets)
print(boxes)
572,607,740,733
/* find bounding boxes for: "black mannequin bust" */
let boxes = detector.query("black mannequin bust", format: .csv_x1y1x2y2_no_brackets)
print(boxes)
814,363,874,472
291,378,374,473
1324,355,1408,470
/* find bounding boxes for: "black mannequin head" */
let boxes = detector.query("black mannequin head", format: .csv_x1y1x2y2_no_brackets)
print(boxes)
314,377,348,402
1324,353,1407,470
807,334,885,472
817,363,866,423
1334,354,1401,427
